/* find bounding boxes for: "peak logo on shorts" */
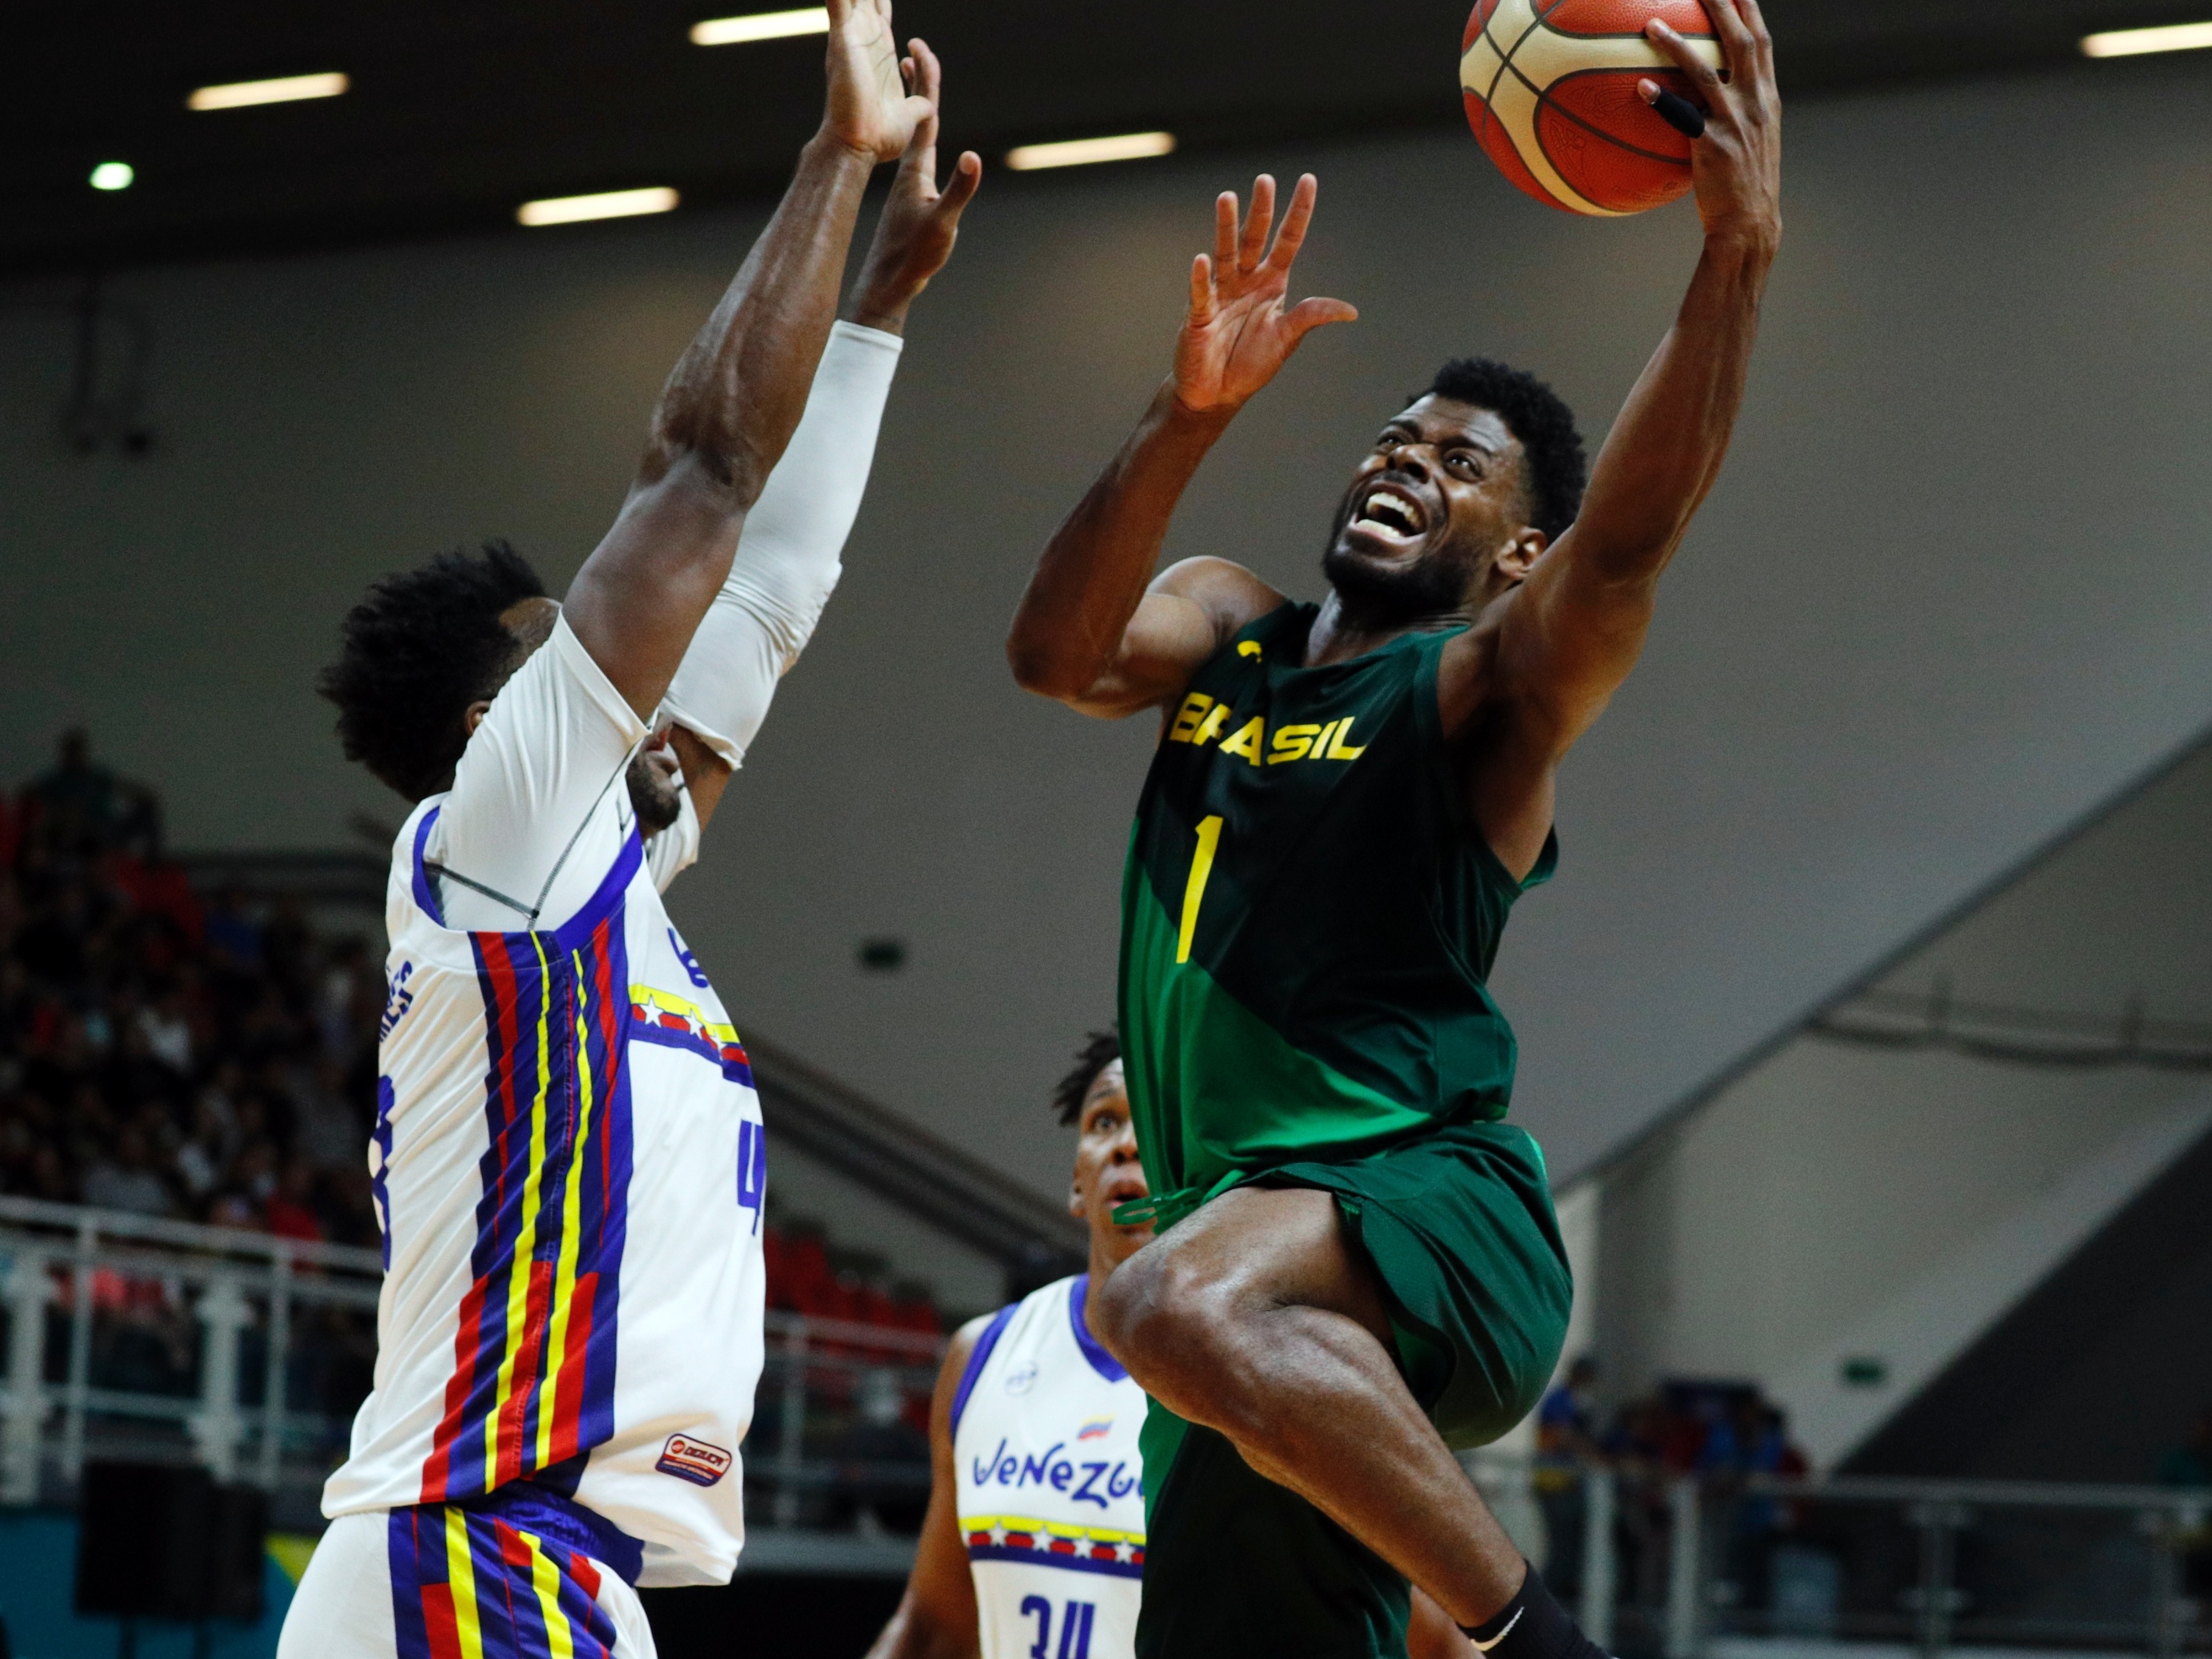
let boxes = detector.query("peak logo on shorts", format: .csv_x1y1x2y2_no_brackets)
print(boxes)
657,1433,733,1487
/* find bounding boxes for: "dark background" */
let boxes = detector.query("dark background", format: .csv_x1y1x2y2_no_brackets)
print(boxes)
18,0,2212,274
643,1573,906,1657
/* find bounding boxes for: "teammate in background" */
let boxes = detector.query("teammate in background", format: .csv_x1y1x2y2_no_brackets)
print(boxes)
282,8,981,1655
1004,5,1779,1658
866,1031,1473,1659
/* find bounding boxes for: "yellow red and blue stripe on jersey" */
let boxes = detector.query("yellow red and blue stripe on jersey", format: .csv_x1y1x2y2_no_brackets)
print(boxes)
628,985,756,1089
964,1514,1146,1579
388,1501,622,1659
420,835,642,1504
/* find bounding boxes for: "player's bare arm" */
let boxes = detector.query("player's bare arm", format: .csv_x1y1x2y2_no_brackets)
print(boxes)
1450,0,1781,877
1007,175,1357,718
563,0,931,722
667,40,982,831
865,1321,987,1659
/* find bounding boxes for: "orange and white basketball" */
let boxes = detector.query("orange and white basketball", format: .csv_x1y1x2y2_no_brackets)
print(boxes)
1462,0,1724,217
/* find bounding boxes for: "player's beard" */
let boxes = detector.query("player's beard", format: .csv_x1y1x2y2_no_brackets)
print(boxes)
626,751,683,836
1321,515,1477,626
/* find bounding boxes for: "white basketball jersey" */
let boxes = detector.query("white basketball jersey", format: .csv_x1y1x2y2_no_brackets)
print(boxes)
321,796,769,1588
953,1276,1147,1659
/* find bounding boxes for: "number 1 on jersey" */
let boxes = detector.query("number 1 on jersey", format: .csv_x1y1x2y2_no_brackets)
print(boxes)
1176,816,1225,965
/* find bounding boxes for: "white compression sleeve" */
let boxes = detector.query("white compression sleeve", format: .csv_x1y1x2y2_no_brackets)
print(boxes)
659,320,904,768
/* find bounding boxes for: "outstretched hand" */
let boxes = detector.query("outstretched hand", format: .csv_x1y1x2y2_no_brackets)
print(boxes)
1171,174,1358,418
823,0,933,164
1640,0,1781,248
848,38,983,334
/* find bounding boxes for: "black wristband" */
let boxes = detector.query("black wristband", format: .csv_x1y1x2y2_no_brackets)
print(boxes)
1461,1561,1609,1659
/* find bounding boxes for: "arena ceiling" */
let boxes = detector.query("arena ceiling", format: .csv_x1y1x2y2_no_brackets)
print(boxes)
12,0,2208,276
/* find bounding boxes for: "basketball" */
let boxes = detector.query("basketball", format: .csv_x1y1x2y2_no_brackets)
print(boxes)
1462,0,1726,216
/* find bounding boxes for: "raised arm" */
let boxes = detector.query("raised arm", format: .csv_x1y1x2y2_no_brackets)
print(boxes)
865,1321,986,1659
656,44,981,834
1006,175,1357,718
562,0,931,720
1466,0,1779,863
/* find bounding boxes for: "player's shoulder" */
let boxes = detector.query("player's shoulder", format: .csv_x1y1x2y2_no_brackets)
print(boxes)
948,1308,999,1359
384,794,449,931
951,1275,1076,1372
1150,557,1285,635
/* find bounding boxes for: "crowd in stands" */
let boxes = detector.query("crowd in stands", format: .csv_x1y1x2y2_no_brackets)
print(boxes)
0,732,383,1248
0,730,947,1330
1534,1358,1810,1612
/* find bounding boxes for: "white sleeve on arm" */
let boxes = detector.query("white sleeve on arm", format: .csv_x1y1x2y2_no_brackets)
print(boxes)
658,319,904,770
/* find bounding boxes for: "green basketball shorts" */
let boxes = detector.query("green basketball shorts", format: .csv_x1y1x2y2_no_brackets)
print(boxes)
1135,1121,1573,1659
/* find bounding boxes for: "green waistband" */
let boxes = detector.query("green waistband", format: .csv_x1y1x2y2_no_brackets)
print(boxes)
1112,1188,1206,1231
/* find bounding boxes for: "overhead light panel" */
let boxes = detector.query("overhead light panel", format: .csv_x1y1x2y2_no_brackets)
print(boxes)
89,162,135,192
690,8,830,45
1006,132,1178,172
2081,19,2212,55
518,187,681,228
188,71,350,111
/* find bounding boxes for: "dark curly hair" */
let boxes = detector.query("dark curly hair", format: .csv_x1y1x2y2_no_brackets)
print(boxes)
1420,358,1588,544
317,541,548,802
1052,1028,1121,1127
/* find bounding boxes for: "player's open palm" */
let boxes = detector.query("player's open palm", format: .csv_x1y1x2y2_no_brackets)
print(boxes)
1642,0,1781,248
823,0,931,164
1172,174,1358,417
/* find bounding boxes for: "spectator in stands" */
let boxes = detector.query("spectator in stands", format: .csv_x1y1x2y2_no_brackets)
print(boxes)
1536,1357,1602,1601
266,1158,328,1244
2158,1408,2212,1489
2162,1409,2212,1598
21,729,162,863
1723,1400,1808,1612
81,1124,173,1217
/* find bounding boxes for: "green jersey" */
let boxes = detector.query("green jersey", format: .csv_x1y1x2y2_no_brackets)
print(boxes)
1118,599,1556,1227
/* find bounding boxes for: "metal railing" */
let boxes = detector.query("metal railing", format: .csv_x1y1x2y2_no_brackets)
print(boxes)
1495,1458,2212,1659
754,1310,944,1536
0,1197,946,1541
0,1195,383,1504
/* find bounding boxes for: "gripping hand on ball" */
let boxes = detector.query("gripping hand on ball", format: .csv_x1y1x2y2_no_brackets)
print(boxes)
1172,175,1358,418
823,0,933,164
1641,0,1781,250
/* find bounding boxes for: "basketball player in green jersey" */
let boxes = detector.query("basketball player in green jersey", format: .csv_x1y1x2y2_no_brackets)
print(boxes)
1004,5,1779,1658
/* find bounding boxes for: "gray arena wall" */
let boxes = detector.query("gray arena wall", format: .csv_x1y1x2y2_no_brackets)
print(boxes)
4,58,2210,1214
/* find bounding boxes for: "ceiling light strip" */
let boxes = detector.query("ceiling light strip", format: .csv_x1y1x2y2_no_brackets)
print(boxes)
690,9,830,46
2081,19,2212,55
518,188,681,228
188,72,350,111
1004,132,1178,172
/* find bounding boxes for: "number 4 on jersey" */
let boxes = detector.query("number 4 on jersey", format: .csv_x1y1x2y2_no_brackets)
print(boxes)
1020,1595,1097,1659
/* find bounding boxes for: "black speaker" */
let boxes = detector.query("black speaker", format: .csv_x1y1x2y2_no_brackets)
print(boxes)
72,1462,266,1623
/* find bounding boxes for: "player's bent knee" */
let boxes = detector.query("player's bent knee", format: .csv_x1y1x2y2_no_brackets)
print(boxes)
1092,1238,1244,1388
